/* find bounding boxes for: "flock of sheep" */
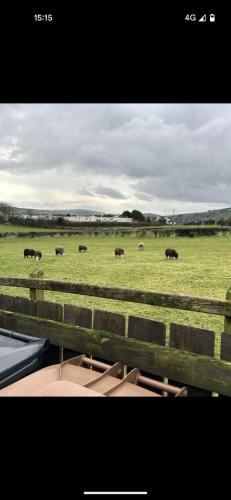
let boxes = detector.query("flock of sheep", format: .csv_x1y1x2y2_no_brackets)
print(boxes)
23,243,179,260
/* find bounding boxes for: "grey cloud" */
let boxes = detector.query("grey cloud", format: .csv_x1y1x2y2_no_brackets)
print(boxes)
134,191,154,202
95,186,126,199
77,188,95,197
1,104,231,210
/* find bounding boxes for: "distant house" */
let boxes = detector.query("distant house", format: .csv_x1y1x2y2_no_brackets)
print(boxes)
112,217,133,223
146,215,176,225
15,213,133,224
62,215,133,223
164,218,176,225
61,215,98,222
147,216,160,222
21,214,53,221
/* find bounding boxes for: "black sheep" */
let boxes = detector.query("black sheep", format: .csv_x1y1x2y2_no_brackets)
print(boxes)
24,248,35,258
34,250,42,260
115,247,125,257
55,247,65,256
165,248,179,259
79,245,87,252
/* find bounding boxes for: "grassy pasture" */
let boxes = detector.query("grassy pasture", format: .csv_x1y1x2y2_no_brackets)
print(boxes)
0,234,231,349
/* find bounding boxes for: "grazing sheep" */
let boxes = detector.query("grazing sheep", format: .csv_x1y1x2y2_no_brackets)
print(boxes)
165,248,179,259
34,250,42,261
115,247,125,257
138,242,144,250
79,245,87,252
24,248,35,258
55,247,65,256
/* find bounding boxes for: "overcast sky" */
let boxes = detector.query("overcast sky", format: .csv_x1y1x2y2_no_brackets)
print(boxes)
0,103,231,215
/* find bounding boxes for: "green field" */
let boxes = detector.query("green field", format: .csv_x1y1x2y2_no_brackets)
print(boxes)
0,234,231,349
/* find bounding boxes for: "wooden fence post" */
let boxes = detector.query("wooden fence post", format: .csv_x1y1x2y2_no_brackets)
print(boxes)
29,270,44,301
224,284,231,333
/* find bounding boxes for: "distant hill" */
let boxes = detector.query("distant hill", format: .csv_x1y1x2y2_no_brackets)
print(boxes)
143,213,160,218
168,207,231,223
12,208,160,218
8,205,231,223
11,207,103,216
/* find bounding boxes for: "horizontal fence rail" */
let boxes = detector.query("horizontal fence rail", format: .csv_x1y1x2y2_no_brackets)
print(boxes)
0,276,231,316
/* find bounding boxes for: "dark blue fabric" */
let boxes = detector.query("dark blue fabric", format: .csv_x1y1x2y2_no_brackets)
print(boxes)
0,328,49,389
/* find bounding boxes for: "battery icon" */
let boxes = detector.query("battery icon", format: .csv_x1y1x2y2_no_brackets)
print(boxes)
210,14,215,22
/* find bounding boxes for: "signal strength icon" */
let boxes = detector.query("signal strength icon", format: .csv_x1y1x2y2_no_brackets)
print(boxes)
199,14,206,22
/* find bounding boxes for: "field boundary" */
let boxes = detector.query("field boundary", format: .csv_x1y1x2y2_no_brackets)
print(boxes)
1,226,231,238
0,271,231,395
0,276,230,316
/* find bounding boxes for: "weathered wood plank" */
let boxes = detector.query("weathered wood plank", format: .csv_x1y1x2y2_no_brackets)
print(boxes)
94,310,125,336
128,316,166,388
14,296,38,316
0,294,5,309
64,304,92,328
221,332,231,361
128,316,166,344
0,294,38,316
29,271,44,301
0,294,63,318
224,286,231,333
169,323,215,396
37,300,63,322
0,294,18,312
0,294,38,317
169,323,215,356
215,331,231,398
0,294,19,312
0,309,231,395
0,277,230,316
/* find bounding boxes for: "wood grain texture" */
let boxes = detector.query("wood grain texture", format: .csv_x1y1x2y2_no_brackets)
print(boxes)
94,309,125,336
29,271,44,301
170,323,215,356
37,300,63,322
224,286,231,333
64,304,92,328
221,332,231,361
0,277,230,316
128,316,166,344
169,323,215,396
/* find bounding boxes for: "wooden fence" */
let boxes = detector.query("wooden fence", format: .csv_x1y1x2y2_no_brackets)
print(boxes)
0,271,231,396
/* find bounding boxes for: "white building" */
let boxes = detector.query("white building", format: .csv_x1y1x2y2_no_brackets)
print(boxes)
62,215,98,222
21,214,53,220
17,213,133,223
62,215,133,223
112,217,133,223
